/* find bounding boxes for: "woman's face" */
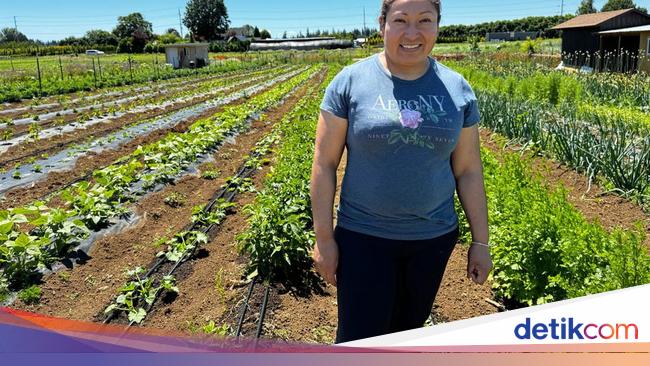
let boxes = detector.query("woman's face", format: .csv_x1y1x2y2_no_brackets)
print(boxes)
380,0,439,68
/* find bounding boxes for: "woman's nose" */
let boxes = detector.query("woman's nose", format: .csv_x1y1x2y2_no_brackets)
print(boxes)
403,23,419,38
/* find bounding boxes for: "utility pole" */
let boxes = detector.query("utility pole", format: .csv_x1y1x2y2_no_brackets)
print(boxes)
14,16,17,31
560,0,564,16
363,6,367,36
178,9,184,38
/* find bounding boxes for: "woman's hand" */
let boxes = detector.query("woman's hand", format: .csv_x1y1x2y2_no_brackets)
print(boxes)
467,245,492,284
313,238,339,286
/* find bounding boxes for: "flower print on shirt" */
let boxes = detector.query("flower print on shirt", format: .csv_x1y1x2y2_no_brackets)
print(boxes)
398,109,423,129
388,108,435,151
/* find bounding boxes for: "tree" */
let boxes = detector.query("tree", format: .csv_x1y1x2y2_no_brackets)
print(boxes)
253,26,261,38
166,28,181,37
157,32,182,44
113,13,153,52
259,29,271,39
282,31,287,39
0,28,28,43
183,0,230,41
601,0,646,13
84,29,118,46
577,0,597,14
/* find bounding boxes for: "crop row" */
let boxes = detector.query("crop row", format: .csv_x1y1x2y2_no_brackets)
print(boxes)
0,66,319,295
103,70,327,325
450,56,650,110
0,66,293,145
0,58,272,103
236,65,342,284
461,144,650,306
0,64,286,129
477,90,650,202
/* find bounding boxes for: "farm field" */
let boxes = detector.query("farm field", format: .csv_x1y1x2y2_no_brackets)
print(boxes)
0,49,373,103
0,50,649,344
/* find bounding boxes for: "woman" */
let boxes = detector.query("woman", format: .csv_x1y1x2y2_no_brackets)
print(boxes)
310,0,492,343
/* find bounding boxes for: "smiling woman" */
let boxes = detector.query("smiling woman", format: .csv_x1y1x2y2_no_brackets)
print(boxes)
310,0,493,344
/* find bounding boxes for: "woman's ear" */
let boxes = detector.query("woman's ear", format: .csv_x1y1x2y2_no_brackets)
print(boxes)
378,16,385,37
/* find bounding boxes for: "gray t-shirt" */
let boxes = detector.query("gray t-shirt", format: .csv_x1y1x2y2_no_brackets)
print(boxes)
320,54,480,240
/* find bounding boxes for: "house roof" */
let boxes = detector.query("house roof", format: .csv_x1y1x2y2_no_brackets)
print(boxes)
598,24,650,34
552,8,638,30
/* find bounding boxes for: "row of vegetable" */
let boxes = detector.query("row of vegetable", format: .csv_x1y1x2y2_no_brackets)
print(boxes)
0,66,293,151
0,58,273,103
446,60,650,207
102,66,326,325
456,143,650,306
0,66,318,298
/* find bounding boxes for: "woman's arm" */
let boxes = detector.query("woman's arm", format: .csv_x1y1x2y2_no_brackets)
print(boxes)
451,124,492,284
310,110,348,286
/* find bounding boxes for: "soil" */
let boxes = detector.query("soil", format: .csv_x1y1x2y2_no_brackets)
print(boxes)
11,68,325,328
0,70,286,170
0,71,292,209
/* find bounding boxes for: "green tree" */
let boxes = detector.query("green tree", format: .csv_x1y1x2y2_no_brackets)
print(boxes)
166,28,181,37
253,26,261,38
84,29,118,46
0,28,28,43
183,0,230,41
282,31,287,39
259,29,271,39
577,0,597,14
112,13,153,52
601,0,646,13
157,32,182,44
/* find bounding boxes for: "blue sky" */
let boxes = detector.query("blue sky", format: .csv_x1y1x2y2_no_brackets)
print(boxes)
1,0,649,41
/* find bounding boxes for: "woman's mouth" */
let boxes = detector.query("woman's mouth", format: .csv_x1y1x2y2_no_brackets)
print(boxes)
400,44,422,51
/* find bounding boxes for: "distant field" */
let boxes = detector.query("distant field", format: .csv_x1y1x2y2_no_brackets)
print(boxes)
432,38,562,55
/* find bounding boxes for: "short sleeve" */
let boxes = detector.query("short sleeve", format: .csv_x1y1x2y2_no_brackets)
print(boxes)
461,78,480,128
320,68,350,119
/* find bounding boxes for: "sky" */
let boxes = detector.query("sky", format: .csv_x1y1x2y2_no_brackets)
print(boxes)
1,0,650,42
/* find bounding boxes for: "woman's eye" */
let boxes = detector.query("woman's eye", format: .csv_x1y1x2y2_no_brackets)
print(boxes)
420,18,433,23
394,18,406,23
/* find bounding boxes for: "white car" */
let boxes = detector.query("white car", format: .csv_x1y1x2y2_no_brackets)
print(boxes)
85,49,105,56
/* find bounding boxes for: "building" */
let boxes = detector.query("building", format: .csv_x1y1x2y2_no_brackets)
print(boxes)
486,31,539,42
164,43,209,69
552,8,650,72
598,24,650,74
249,37,353,51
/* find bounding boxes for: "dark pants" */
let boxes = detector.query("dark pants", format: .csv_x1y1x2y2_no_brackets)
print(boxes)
334,225,459,343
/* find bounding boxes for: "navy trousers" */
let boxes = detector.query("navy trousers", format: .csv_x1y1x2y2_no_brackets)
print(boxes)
334,225,459,343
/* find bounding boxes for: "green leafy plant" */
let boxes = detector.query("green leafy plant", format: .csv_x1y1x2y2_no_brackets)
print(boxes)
18,285,42,305
104,267,178,324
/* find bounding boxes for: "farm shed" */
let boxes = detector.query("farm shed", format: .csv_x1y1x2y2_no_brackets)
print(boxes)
599,24,650,74
250,37,354,51
164,43,209,69
552,8,650,71
486,31,539,41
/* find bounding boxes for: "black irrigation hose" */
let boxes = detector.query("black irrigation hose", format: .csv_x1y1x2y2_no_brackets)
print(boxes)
236,278,257,338
255,285,271,339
